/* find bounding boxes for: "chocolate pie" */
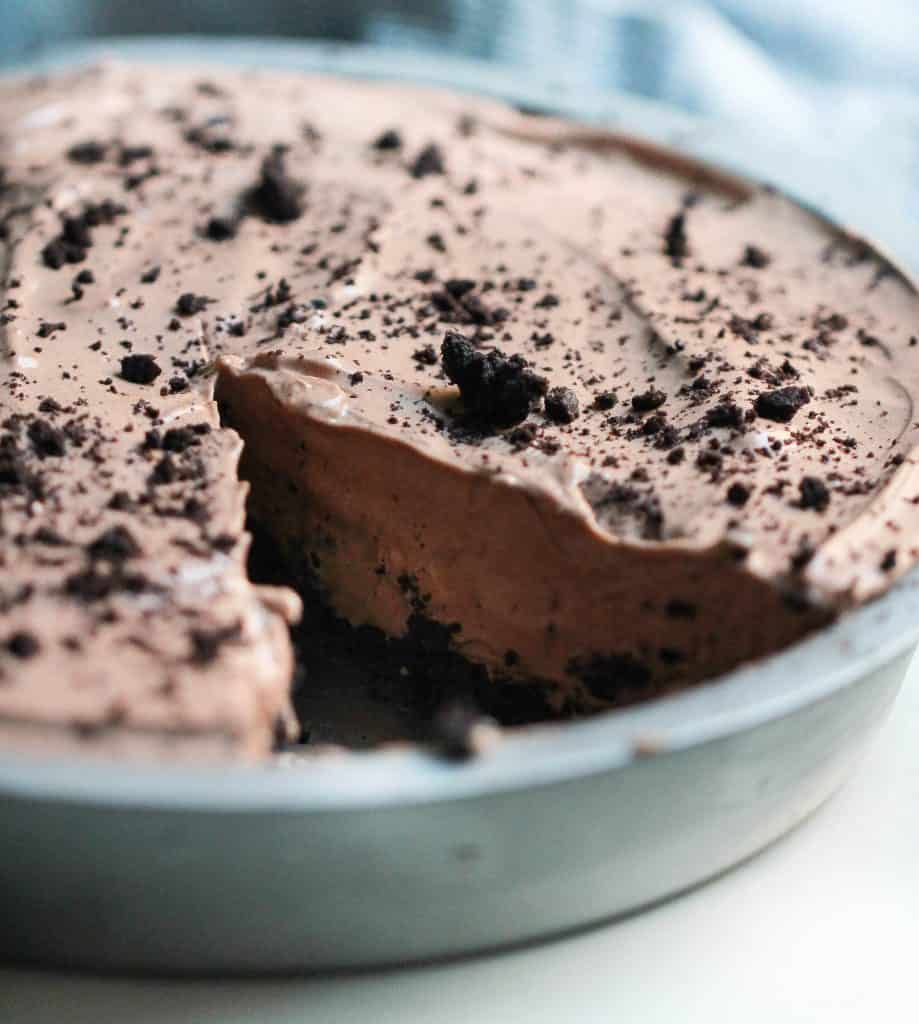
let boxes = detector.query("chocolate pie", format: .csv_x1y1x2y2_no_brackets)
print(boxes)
2,63,918,757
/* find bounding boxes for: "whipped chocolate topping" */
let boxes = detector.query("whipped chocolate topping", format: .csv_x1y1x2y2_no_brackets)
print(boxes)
2,63,919,753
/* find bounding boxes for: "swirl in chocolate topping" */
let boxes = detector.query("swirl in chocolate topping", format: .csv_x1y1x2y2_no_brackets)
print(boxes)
2,62,919,757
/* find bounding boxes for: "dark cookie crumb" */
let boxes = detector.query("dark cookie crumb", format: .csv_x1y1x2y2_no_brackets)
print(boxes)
88,525,140,563
410,143,445,179
706,401,744,429
544,387,580,424
741,245,771,268
664,211,689,267
175,293,213,317
799,476,830,511
631,388,667,413
508,423,538,448
204,215,240,241
249,146,304,223
189,622,243,665
28,418,66,458
754,386,810,423
412,344,439,365
67,140,107,164
441,330,547,429
120,354,162,385
593,390,618,410
6,631,40,659
372,129,402,150
65,565,150,603
36,321,66,338
160,426,201,453
726,482,751,507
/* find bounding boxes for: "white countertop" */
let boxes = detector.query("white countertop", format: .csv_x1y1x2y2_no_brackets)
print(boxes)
3,656,917,1024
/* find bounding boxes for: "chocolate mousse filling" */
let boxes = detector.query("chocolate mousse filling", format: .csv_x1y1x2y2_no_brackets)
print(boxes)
3,63,919,758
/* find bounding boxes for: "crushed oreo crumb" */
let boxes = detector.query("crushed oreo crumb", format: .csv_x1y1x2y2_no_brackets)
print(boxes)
754,386,810,423
67,140,107,164
726,482,751,507
120,354,162,385
410,143,445,179
799,476,830,512
248,146,304,223
175,292,213,317
593,390,618,411
28,419,66,458
412,344,439,365
6,631,40,659
664,211,689,267
441,330,547,429
544,387,580,424
632,388,667,413
88,525,140,562
373,129,402,150
741,245,771,268
706,401,744,429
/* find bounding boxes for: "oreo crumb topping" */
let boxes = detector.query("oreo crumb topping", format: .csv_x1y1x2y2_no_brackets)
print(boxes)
726,482,751,507
373,129,402,150
412,344,439,365
67,140,107,164
65,565,151,603
88,525,140,562
205,215,239,241
593,390,618,410
631,388,667,412
27,419,66,458
248,146,305,223
120,354,162,385
175,292,213,316
544,387,580,424
161,426,204,453
742,245,771,268
441,330,548,428
41,199,125,270
664,211,689,267
6,631,40,659
754,386,810,423
189,622,243,665
410,143,446,179
706,401,744,429
799,476,830,512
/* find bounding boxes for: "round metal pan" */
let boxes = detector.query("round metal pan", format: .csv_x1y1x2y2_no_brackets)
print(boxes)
1,38,917,974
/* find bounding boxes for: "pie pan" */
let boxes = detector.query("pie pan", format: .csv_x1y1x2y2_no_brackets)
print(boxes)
1,38,917,973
